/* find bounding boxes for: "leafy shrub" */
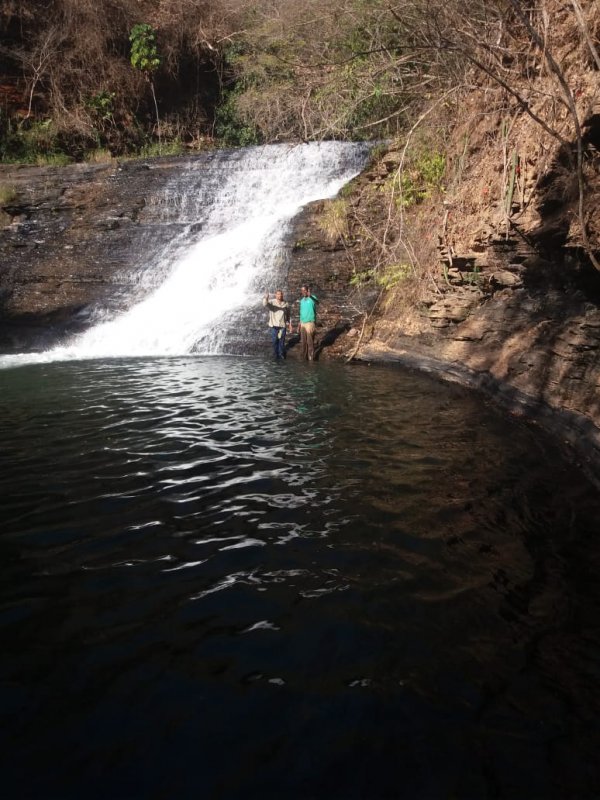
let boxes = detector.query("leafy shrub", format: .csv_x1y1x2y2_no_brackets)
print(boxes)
0,118,72,164
86,92,116,123
214,88,261,146
350,269,374,287
397,151,446,207
376,263,412,289
129,25,161,74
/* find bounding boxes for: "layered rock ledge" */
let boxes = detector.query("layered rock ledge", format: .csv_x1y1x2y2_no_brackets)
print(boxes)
355,211,600,483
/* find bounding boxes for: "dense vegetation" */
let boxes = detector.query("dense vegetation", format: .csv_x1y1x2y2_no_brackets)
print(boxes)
0,1,598,159
0,0,454,158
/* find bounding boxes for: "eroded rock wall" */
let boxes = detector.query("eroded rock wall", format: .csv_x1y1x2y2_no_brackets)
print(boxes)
356,118,600,477
0,157,189,351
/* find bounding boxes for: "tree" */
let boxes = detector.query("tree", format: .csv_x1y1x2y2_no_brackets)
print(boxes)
129,23,162,152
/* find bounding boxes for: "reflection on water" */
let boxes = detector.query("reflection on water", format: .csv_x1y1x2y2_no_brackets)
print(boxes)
0,357,599,799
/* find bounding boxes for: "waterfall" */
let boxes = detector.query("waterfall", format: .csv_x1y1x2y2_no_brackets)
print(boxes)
2,142,369,365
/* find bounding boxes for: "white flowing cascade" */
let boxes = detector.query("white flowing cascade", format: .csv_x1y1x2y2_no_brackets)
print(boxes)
2,142,369,365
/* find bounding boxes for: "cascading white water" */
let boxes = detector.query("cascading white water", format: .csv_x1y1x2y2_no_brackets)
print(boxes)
0,142,369,366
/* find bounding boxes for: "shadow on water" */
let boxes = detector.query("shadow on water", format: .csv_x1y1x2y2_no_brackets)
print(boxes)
0,356,599,799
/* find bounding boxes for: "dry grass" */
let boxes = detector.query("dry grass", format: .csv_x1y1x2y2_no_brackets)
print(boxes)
84,148,115,164
0,183,17,205
318,198,350,244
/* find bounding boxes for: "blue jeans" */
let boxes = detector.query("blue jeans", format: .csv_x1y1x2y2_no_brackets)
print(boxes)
270,326,287,359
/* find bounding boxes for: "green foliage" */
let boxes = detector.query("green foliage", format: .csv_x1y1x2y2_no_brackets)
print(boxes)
129,24,161,74
465,266,482,285
350,268,375,287
0,0,466,155
215,88,261,147
86,92,116,122
376,263,412,289
138,139,184,157
0,0,556,159
396,150,446,208
419,151,446,186
23,119,56,151
214,42,264,146
0,118,72,164
322,3,406,137
130,23,163,152
339,181,356,198
350,263,412,290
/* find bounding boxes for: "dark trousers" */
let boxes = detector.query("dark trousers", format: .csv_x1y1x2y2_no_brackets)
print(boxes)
270,326,287,359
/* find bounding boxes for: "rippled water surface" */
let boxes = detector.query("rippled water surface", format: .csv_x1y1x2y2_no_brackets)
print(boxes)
1,357,599,799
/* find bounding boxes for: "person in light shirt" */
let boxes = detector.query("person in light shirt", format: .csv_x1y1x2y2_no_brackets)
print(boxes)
263,289,292,360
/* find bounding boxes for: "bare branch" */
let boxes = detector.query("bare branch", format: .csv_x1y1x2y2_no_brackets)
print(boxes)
570,0,600,72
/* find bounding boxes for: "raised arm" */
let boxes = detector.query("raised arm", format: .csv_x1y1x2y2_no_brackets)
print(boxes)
263,294,278,312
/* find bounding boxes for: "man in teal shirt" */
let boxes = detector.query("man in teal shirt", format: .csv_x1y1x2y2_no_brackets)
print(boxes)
297,284,319,360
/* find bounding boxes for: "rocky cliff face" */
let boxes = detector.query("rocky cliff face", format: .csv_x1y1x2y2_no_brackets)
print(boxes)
354,118,600,479
0,157,190,351
362,277,600,475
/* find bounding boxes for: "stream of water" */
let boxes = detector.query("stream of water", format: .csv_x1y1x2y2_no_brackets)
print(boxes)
1,357,599,798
